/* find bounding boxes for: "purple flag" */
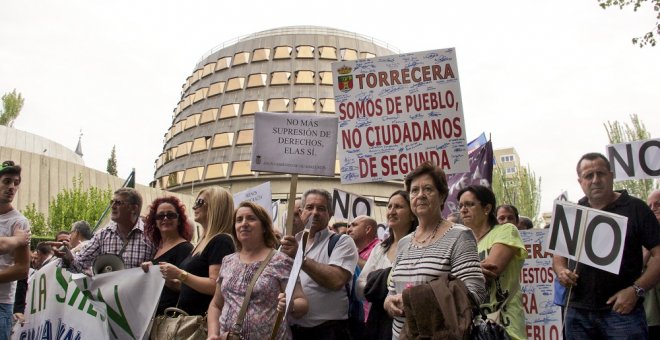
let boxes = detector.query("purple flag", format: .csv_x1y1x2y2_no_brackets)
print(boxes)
443,140,493,216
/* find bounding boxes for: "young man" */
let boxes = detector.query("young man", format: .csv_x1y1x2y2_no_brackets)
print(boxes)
0,161,31,338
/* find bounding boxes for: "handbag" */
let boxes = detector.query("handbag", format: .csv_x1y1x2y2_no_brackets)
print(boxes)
226,249,276,340
150,307,207,340
470,280,518,340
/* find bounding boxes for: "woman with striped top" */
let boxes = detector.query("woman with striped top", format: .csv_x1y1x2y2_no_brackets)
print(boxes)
384,162,486,339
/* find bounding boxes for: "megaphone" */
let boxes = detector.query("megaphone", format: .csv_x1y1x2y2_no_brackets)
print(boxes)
92,254,125,275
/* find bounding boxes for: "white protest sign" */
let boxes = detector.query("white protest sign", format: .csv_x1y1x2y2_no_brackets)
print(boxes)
519,229,563,340
251,112,338,176
13,263,164,340
546,200,628,274
332,48,469,184
233,182,273,216
332,188,374,221
607,138,660,181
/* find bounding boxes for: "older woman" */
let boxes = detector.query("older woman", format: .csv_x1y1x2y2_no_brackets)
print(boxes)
384,161,486,339
207,201,307,340
141,196,194,315
458,185,527,340
357,190,417,340
158,186,235,316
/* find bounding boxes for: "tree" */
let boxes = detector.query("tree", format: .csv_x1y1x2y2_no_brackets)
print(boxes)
597,0,660,47
604,113,658,199
0,89,25,127
48,174,112,233
21,203,50,237
107,145,118,176
492,164,542,226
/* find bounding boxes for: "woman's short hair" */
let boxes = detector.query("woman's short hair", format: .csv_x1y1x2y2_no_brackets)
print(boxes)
144,196,193,245
232,201,278,251
457,185,498,227
404,161,449,209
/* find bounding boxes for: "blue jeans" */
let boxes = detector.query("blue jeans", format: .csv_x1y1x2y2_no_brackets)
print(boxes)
565,304,648,340
0,303,13,340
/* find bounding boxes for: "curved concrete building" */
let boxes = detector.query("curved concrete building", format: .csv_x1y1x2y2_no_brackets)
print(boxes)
153,26,403,220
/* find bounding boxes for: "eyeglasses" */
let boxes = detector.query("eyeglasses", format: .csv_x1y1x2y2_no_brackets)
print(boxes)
193,198,206,209
155,212,179,221
458,201,480,209
110,199,131,206
410,185,436,198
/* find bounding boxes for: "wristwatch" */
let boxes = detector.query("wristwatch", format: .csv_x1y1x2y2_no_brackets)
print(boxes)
632,284,645,297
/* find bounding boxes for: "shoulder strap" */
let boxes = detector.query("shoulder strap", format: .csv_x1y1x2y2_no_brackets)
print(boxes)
327,233,341,257
233,249,276,331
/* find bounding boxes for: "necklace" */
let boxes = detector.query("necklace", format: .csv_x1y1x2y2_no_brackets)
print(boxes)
413,221,441,245
476,227,492,242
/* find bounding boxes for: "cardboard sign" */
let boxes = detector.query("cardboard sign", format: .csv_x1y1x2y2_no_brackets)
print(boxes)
251,112,338,177
546,201,628,274
607,138,660,181
332,188,374,221
233,182,273,217
332,48,469,184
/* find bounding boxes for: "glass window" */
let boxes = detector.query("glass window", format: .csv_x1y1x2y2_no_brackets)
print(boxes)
270,71,291,85
295,70,315,84
296,45,315,58
191,137,210,153
231,161,253,176
341,48,358,60
215,57,231,71
236,129,254,145
183,166,204,183
294,97,315,112
205,163,229,179
233,51,250,66
319,46,337,59
252,48,270,62
319,71,334,85
219,103,239,119
208,82,225,97
190,69,202,84
212,132,235,148
200,108,218,125
320,98,336,113
193,87,208,103
267,98,289,112
167,171,183,187
360,52,376,59
242,100,264,116
247,73,267,88
158,176,168,189
273,46,292,59
202,62,216,77
184,113,201,130
176,142,192,157
226,77,245,92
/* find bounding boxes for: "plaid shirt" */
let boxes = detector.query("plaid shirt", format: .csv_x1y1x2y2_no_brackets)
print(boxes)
68,219,156,273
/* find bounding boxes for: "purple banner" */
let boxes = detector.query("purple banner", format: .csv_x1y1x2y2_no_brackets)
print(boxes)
443,140,493,216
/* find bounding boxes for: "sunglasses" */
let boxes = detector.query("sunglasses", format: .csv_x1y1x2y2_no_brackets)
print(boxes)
156,212,179,221
193,198,206,209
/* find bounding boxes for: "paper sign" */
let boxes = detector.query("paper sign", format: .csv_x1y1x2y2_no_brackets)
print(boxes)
233,182,273,216
332,188,374,221
607,138,660,181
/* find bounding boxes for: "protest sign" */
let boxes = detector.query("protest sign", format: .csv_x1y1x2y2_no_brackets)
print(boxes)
333,48,469,184
332,188,374,221
607,137,660,181
13,262,164,340
520,229,563,340
444,140,493,215
251,112,338,176
233,182,272,216
546,200,628,274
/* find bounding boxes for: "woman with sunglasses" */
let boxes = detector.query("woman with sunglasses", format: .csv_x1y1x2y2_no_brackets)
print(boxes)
141,196,193,315
157,186,236,316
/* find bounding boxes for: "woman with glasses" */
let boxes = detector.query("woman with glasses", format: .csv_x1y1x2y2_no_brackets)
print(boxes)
141,196,193,315
157,186,236,316
383,162,486,339
458,185,526,340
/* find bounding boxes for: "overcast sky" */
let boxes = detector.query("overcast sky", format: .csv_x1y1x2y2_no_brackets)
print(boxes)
1,0,658,214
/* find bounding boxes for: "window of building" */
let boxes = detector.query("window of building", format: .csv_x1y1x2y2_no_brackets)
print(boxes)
296,45,315,58
183,166,204,183
270,71,291,85
193,87,208,103
208,82,225,97
181,95,192,111
225,77,245,92
506,167,517,174
212,132,234,148
176,141,192,157
190,69,202,85
320,98,336,113
267,98,289,112
233,51,250,66
200,108,218,125
252,48,270,62
191,136,210,153
215,57,231,71
273,46,292,59
294,97,316,112
500,155,515,163
319,71,334,85
219,103,239,119
205,163,229,179
247,73,267,88
360,52,376,59
202,62,216,77
236,129,254,145
158,176,168,189
231,161,253,176
242,100,263,116
184,113,201,130
340,48,358,61
167,171,184,187
319,46,337,59
295,70,315,84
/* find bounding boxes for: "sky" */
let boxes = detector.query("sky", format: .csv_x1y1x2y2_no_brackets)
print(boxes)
1,0,658,214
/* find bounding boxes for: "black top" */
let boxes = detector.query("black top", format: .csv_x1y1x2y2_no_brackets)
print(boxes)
572,190,660,310
177,234,235,315
152,241,194,315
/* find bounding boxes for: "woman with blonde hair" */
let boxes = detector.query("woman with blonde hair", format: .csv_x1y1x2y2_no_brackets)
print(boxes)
158,186,236,316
